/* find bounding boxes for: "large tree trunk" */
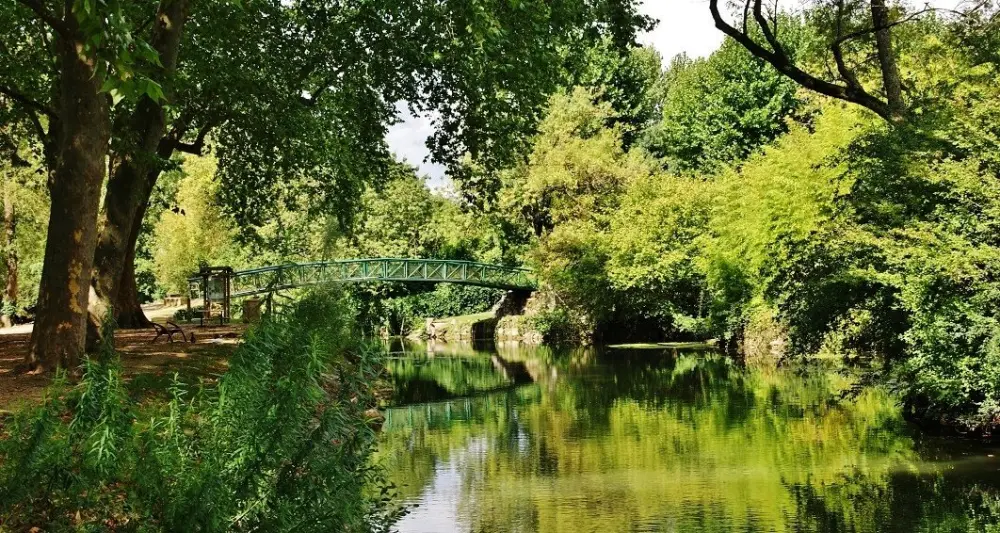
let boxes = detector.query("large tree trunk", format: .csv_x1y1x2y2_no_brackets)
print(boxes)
114,201,153,328
870,0,905,119
26,24,111,372
1,184,17,329
87,0,189,346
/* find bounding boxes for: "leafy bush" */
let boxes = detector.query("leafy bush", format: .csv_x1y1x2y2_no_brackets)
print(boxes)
530,308,581,345
0,289,400,531
353,283,504,336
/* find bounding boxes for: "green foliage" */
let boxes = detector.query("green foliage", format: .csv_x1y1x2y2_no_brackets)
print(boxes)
575,44,665,146
0,290,399,530
342,162,497,262
330,163,514,335
196,0,653,238
641,39,801,173
704,103,867,340
153,155,248,294
355,284,504,336
501,87,653,236
467,10,1000,433
0,137,49,315
494,88,654,335
496,87,711,338
605,172,712,334
528,308,582,344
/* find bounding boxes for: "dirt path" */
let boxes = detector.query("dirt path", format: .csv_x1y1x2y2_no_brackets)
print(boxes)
0,307,247,411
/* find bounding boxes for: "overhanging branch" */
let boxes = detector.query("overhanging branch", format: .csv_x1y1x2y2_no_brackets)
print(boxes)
831,0,863,89
15,0,69,37
174,118,221,155
709,0,894,121
0,84,57,119
832,7,936,47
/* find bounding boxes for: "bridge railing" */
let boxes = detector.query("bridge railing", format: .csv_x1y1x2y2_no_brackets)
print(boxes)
188,258,537,302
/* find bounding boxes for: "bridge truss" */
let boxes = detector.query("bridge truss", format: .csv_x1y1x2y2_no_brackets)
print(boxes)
187,258,536,322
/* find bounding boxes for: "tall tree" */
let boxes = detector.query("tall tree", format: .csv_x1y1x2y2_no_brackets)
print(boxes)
1,0,164,371
88,0,189,337
641,39,800,173
0,133,28,328
88,0,654,339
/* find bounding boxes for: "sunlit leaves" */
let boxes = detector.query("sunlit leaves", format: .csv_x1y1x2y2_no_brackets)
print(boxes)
641,38,800,174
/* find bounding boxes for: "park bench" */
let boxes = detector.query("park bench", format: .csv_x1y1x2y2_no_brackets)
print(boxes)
151,321,194,344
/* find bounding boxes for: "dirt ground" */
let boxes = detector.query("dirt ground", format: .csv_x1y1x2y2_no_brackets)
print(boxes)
0,318,247,412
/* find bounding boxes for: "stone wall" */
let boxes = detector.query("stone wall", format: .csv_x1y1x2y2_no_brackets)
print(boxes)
423,313,497,342
420,289,589,346
495,314,544,344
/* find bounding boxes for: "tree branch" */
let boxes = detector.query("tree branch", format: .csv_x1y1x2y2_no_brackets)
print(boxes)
173,119,220,155
133,12,156,38
26,111,46,143
300,67,345,107
751,0,784,55
15,0,69,37
831,0,863,89
832,7,935,47
709,0,894,121
0,84,57,119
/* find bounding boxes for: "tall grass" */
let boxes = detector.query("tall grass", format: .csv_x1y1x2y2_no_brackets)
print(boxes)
0,288,400,531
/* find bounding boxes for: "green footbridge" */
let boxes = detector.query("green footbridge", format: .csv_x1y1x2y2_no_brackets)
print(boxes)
187,258,536,321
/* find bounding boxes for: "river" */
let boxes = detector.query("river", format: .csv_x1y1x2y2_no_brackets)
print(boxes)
376,339,1000,533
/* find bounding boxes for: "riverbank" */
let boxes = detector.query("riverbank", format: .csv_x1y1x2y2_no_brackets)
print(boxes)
0,289,397,530
0,322,244,411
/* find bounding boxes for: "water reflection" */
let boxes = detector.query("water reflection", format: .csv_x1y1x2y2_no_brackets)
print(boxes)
377,340,1000,533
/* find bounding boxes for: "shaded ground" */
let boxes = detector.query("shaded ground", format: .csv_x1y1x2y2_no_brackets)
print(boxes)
0,306,247,411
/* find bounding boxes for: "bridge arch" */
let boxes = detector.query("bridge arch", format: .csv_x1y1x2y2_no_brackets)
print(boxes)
187,258,536,322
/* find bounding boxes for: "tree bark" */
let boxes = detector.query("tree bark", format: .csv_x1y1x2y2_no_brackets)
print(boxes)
1,184,17,329
869,0,905,119
26,22,111,372
114,200,153,328
87,0,189,345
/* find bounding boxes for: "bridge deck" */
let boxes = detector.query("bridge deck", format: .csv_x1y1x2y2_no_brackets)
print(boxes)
189,258,537,299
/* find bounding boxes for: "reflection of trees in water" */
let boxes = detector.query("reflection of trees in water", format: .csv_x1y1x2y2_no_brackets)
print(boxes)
385,357,516,403
787,469,1000,533
378,348,1000,532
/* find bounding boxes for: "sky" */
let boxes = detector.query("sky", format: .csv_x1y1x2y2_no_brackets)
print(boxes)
384,0,725,187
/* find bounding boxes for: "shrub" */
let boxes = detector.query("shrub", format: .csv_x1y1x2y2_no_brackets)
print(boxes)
530,308,583,345
0,289,400,531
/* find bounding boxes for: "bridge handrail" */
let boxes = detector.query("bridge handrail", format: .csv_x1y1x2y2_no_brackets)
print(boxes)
226,258,533,279
187,258,536,292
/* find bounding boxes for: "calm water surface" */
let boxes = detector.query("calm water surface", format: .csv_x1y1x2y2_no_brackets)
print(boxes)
376,340,1000,533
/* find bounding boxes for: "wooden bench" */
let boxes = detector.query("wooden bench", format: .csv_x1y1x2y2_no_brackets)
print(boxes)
151,321,194,344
